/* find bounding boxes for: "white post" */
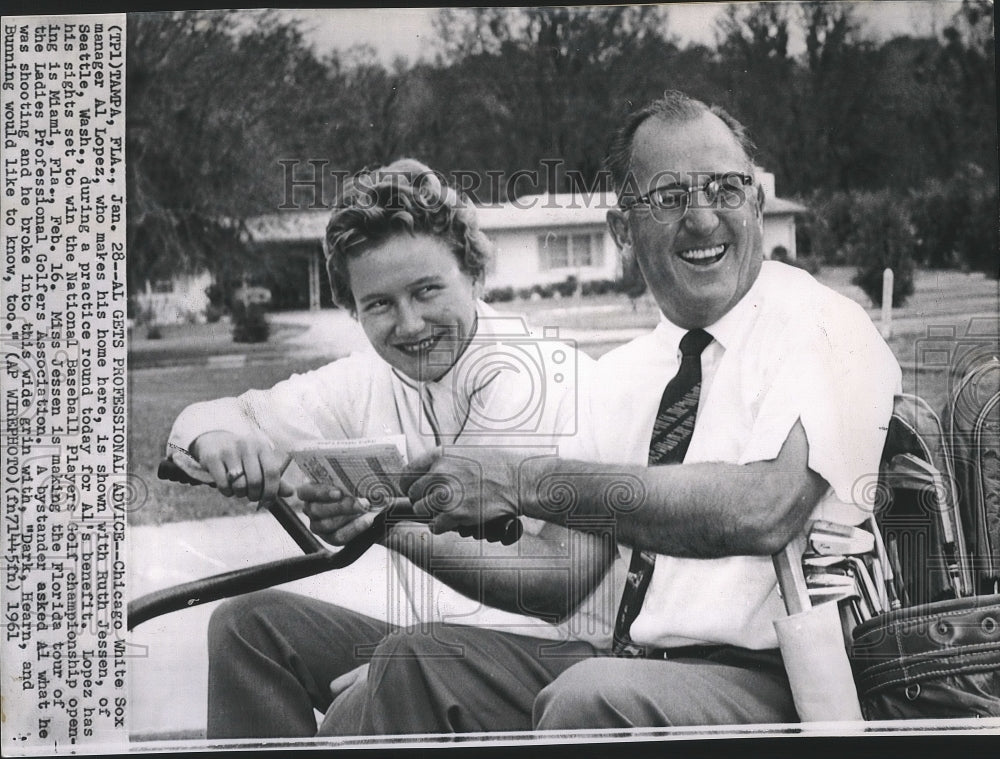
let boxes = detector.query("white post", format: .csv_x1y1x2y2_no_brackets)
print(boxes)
881,267,893,338
309,250,321,312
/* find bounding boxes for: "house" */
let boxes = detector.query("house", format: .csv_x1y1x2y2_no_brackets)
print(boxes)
475,171,805,290
132,270,214,325
247,168,805,307
146,169,806,319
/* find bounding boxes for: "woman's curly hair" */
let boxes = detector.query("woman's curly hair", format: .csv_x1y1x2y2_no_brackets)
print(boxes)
324,159,494,310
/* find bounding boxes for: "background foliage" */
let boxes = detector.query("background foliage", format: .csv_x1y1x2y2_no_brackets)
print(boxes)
127,2,999,307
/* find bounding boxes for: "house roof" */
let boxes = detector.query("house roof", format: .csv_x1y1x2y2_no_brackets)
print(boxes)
246,191,806,244
765,196,808,215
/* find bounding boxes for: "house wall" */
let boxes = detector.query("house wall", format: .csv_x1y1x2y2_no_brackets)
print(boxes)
486,224,620,290
134,270,213,325
763,213,797,260
484,215,796,290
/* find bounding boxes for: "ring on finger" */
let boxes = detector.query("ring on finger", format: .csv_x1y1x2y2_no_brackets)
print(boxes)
226,468,245,485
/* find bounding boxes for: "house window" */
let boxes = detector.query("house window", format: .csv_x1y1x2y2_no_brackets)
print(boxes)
538,232,603,271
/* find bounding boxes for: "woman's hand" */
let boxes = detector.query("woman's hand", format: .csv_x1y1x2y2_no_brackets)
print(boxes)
190,430,294,503
297,484,378,546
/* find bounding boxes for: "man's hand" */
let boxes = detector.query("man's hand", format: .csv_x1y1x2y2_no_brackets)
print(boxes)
400,447,525,539
297,484,378,546
191,430,294,503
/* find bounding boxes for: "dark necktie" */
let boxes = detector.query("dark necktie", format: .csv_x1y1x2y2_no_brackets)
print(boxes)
612,328,714,657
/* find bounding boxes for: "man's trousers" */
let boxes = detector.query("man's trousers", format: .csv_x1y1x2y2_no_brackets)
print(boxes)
207,589,797,738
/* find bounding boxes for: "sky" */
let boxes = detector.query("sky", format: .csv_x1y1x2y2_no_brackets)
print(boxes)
284,1,963,64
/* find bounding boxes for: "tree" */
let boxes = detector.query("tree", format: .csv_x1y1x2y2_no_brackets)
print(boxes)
126,11,334,295
426,6,678,200
937,0,998,179
848,191,917,307
791,1,884,193
714,3,797,185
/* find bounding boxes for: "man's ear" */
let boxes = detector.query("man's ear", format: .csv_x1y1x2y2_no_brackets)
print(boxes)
607,208,631,250
608,209,648,298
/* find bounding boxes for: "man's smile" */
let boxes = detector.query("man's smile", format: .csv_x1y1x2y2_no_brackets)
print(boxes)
677,243,728,266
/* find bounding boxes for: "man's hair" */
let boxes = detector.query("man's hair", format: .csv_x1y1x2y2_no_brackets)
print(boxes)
324,158,494,310
604,91,757,194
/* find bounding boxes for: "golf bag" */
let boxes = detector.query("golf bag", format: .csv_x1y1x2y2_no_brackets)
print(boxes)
850,349,1000,720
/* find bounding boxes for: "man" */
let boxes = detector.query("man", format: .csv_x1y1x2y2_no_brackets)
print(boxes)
324,91,901,732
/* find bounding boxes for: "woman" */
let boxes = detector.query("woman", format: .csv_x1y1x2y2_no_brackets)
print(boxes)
166,159,618,738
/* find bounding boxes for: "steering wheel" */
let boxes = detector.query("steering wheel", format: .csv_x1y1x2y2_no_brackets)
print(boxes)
127,460,522,629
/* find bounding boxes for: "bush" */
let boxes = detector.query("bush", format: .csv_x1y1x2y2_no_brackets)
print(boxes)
516,287,535,301
960,183,1000,279
532,284,556,299
788,256,823,276
799,191,857,265
553,276,578,298
205,303,225,323
847,190,917,308
771,246,823,276
910,168,999,279
231,301,270,343
205,282,226,308
580,278,615,296
484,286,515,303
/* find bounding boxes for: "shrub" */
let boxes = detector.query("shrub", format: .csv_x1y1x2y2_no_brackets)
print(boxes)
910,178,963,270
581,278,615,296
532,284,556,299
231,301,270,343
205,282,226,308
553,276,578,298
516,287,535,301
910,168,999,279
960,182,1000,279
484,286,515,303
205,303,225,323
771,246,823,276
847,190,917,308
788,255,823,276
798,191,857,265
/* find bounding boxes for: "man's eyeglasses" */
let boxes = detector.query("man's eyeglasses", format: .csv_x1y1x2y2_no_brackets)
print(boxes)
619,172,754,224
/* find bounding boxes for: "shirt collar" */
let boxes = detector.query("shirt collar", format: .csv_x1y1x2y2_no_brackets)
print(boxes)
654,265,770,353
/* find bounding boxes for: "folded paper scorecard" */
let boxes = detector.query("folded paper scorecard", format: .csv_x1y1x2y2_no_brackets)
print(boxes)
291,435,409,503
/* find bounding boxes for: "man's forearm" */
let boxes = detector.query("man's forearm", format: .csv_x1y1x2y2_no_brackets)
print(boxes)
384,525,614,621
519,423,828,558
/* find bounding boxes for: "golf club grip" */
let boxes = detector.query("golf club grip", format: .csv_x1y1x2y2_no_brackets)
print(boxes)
157,459,213,486
157,459,323,553
483,515,524,546
157,459,522,544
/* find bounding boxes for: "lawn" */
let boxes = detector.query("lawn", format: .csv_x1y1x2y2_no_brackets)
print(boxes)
128,266,997,525
128,357,335,525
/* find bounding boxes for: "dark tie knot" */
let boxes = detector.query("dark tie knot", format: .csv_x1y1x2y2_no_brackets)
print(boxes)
680,329,713,358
